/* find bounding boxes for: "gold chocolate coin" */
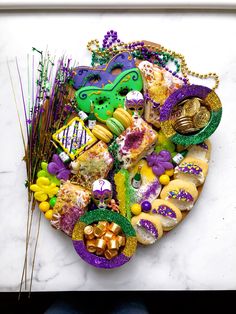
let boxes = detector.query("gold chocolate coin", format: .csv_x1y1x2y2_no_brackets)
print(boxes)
193,107,211,129
173,116,194,133
182,98,201,117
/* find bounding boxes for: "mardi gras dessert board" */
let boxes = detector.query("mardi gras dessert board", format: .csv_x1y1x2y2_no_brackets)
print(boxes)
13,31,222,271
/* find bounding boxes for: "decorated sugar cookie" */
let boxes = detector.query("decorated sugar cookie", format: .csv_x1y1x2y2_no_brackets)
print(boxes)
131,212,163,245
160,179,198,211
151,199,182,231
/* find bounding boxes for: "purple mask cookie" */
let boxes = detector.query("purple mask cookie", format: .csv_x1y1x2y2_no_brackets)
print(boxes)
72,52,135,90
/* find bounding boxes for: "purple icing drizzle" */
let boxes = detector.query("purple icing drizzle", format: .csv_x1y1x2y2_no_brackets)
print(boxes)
167,189,194,202
72,240,130,269
156,205,176,219
138,219,158,239
177,162,202,175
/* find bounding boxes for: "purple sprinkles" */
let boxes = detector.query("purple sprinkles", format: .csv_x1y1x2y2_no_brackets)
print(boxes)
177,162,202,175
138,219,158,239
167,189,194,202
153,205,177,219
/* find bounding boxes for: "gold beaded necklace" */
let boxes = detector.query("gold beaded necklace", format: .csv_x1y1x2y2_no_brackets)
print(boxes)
87,39,220,90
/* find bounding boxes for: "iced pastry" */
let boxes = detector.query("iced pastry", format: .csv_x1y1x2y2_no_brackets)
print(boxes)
160,179,198,211
151,199,182,231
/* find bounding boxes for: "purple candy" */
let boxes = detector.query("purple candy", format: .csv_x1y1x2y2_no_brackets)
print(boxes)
141,201,152,213
147,150,173,177
47,154,71,181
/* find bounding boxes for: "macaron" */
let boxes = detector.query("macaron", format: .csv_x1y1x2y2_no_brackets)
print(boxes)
106,117,125,136
131,212,163,245
151,199,182,231
113,108,133,128
92,124,113,143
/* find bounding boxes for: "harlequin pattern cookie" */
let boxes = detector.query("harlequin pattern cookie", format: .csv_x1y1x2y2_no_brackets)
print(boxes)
160,179,198,211
150,199,182,231
131,212,163,245
174,157,209,187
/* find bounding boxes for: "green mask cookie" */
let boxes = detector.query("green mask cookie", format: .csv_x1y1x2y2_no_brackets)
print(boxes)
75,68,143,122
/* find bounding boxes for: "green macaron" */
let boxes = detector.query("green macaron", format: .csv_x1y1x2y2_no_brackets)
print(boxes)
106,117,125,136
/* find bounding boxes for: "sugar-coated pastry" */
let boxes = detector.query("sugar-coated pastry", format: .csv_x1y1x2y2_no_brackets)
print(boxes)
174,157,209,187
131,212,163,245
187,140,211,163
151,199,182,231
160,179,198,211
116,117,157,169
70,141,113,190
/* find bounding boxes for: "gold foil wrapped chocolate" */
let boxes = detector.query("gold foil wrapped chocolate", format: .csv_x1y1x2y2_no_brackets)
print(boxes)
83,220,126,260
84,225,95,240
173,98,211,134
108,222,121,235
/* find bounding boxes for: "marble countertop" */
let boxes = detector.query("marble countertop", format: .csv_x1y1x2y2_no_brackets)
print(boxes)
0,10,236,292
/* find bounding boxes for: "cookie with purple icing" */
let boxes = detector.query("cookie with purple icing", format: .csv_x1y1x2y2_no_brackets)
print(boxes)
72,52,136,90
174,157,208,187
160,179,198,211
131,212,163,245
151,199,182,231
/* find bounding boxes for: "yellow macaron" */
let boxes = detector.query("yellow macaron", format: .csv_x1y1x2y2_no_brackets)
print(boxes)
92,124,113,143
113,108,133,128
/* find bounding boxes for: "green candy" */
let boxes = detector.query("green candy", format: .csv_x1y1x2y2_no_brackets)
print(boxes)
49,196,57,208
75,68,143,123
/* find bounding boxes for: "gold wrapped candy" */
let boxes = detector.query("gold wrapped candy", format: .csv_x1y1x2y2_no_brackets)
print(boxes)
83,220,126,260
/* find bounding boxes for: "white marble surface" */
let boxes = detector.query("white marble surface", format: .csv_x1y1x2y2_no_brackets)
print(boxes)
0,11,236,292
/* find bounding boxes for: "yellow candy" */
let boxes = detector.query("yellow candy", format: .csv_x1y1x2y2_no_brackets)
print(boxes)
45,209,53,220
131,204,142,216
159,174,170,185
39,201,50,212
165,169,174,177
30,176,59,202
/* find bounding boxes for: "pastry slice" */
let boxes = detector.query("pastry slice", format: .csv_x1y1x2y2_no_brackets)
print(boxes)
131,213,163,245
151,199,182,231
186,140,211,163
174,157,208,187
160,179,198,211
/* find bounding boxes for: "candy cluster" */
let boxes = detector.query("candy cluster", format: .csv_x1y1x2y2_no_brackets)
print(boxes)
84,221,126,260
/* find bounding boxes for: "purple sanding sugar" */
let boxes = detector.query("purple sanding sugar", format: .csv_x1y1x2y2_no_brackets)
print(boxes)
160,85,211,122
138,219,158,239
157,205,176,219
168,189,194,202
177,163,202,175
72,240,130,269
140,180,161,202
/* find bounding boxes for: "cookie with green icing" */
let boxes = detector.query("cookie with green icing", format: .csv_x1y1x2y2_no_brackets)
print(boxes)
75,68,143,122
